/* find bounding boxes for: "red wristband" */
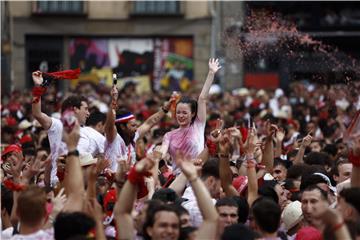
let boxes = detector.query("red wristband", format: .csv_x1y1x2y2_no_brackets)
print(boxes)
332,220,345,232
127,166,151,199
3,179,26,192
32,86,47,104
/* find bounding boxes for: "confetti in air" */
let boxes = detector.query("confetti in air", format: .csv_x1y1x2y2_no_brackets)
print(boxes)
223,8,360,84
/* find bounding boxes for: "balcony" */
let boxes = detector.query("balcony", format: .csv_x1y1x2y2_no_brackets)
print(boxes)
131,1,182,17
32,1,85,16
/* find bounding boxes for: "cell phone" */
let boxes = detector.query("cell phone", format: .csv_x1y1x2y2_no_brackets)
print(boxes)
113,73,117,85
61,109,76,133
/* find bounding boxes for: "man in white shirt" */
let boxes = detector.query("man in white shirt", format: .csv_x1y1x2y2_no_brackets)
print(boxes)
78,111,106,156
32,71,90,186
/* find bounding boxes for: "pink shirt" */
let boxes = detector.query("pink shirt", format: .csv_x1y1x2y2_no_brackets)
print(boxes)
162,118,205,173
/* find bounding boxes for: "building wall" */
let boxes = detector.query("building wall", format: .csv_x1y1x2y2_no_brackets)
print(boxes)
8,1,212,90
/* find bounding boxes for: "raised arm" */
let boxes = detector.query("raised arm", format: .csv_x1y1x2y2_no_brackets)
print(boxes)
137,97,173,139
31,71,52,130
62,121,85,212
274,128,285,158
114,157,154,240
178,156,218,239
244,128,259,207
104,85,118,143
261,122,276,172
293,132,312,165
218,130,239,197
197,58,221,123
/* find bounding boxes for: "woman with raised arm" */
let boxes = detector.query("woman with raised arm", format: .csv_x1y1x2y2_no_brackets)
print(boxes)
161,58,221,173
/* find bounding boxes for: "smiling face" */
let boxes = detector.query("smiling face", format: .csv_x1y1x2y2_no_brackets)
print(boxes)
146,211,180,240
74,101,90,125
176,103,194,128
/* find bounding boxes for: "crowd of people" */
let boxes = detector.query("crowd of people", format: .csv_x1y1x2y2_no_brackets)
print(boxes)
1,57,360,240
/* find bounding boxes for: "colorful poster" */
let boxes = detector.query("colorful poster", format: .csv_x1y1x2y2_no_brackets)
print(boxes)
68,37,193,91
153,38,193,91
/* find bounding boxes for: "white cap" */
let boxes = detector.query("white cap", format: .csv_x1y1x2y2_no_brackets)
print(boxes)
256,89,267,97
79,153,97,167
282,201,303,231
275,88,284,98
209,84,222,95
234,88,250,96
18,120,33,130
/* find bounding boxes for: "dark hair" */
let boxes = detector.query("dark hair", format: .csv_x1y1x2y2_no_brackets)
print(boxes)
301,185,328,201
61,95,87,113
287,164,308,180
152,188,182,205
86,111,106,127
216,197,238,208
323,144,338,157
177,205,189,216
143,204,180,240
300,174,329,191
273,158,288,169
201,158,220,180
114,108,134,145
222,223,258,240
339,187,360,214
231,196,249,224
304,152,331,166
54,212,96,240
258,180,279,204
252,197,281,234
177,96,198,124
179,226,197,240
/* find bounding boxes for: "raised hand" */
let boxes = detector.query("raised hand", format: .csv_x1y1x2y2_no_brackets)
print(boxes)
301,131,313,147
275,127,285,143
264,119,278,137
51,188,67,216
111,84,119,101
243,127,257,155
95,155,110,176
227,126,242,140
62,120,80,151
218,131,232,155
22,155,50,183
176,152,198,181
208,58,221,74
32,71,43,86
135,156,156,173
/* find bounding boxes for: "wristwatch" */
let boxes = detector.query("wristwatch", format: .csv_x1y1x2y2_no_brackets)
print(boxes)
67,149,79,157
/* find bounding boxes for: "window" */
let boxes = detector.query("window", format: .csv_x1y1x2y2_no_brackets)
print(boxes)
132,1,181,16
33,1,84,15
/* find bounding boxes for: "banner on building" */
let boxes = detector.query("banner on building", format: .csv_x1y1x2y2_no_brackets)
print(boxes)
69,37,193,92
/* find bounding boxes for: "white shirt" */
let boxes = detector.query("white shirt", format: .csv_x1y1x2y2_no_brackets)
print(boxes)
10,228,54,240
181,186,216,227
2,227,14,239
104,131,139,171
47,117,96,185
77,126,105,156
